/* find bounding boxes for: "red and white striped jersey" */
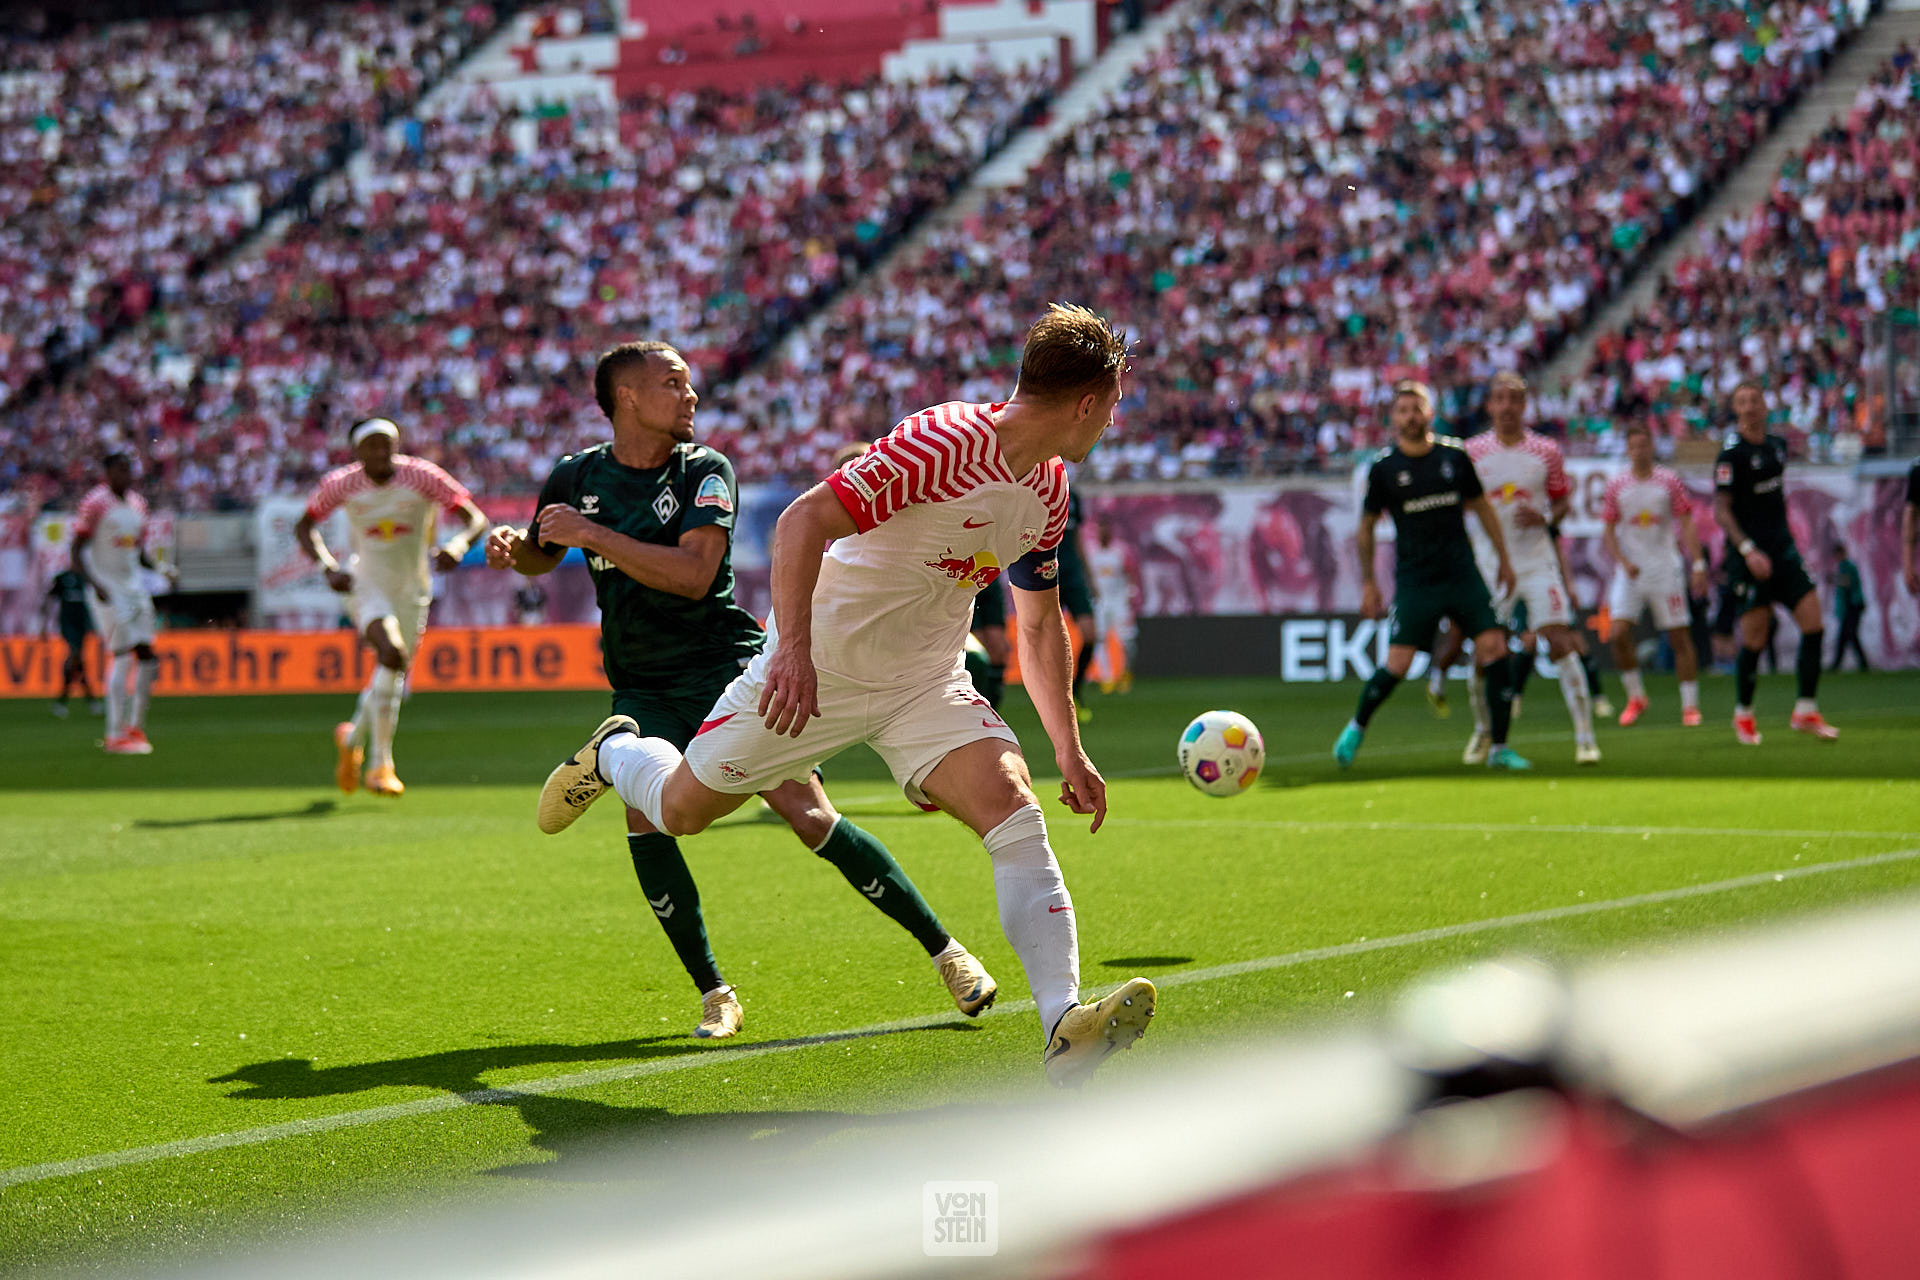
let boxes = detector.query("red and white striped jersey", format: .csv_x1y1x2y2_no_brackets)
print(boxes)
1602,465,1693,572
74,485,149,590
797,401,1070,688
305,455,472,596
1465,430,1570,571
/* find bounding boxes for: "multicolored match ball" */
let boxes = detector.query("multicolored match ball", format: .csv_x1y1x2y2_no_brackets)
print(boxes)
1178,710,1266,797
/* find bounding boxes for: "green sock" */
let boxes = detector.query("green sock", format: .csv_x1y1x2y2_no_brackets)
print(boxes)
628,832,724,994
1352,669,1401,728
965,647,1006,709
814,819,949,955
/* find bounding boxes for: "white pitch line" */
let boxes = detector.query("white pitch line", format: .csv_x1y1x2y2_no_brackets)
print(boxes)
5,844,1918,1191
1104,817,1920,841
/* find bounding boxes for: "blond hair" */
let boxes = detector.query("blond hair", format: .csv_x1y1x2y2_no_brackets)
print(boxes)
1017,303,1129,400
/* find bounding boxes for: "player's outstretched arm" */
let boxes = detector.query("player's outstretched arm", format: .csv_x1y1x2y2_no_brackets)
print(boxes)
1675,506,1708,596
1902,500,1918,594
1013,583,1106,832
760,484,855,737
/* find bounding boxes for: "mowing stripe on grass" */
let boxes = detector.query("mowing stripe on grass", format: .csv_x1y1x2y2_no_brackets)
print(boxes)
5,843,1917,1190
1106,818,1920,841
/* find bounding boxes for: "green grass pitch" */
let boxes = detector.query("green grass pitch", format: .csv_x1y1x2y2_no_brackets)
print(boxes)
3,670,1918,1273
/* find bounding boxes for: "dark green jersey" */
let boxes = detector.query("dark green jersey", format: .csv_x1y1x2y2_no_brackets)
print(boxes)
1714,431,1795,554
47,569,91,631
532,442,762,689
1363,437,1484,584
1834,559,1864,613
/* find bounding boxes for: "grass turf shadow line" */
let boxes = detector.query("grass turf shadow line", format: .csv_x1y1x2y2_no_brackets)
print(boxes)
1098,956,1194,969
133,799,339,829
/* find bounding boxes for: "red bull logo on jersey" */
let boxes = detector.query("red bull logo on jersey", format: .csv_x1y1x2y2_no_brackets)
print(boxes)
925,548,1002,590
364,519,414,541
1493,482,1533,503
1633,510,1659,527
111,534,139,548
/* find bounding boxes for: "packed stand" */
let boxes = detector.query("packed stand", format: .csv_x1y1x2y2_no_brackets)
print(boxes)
0,3,495,417
2,65,1055,510
699,0,1864,482
1561,43,1919,457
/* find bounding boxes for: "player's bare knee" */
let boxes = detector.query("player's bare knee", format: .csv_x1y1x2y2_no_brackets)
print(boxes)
624,806,657,836
1471,631,1506,667
1383,645,1416,678
763,779,837,847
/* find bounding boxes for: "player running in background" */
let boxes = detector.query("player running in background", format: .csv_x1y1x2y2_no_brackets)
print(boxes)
295,419,489,796
1056,489,1099,720
1714,382,1838,743
1601,422,1709,727
71,454,174,754
1465,372,1601,765
1828,543,1868,672
539,306,1156,1086
1334,381,1525,771
1901,456,1918,595
1084,515,1137,693
42,562,101,718
488,341,993,1041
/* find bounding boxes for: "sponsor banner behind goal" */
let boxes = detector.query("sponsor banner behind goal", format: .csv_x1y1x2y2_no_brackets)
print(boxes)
0,624,606,698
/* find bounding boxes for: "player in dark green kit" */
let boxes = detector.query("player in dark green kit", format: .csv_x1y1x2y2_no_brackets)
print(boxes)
486,341,995,1040
1055,489,1099,719
41,565,100,717
1713,381,1839,744
1333,381,1526,770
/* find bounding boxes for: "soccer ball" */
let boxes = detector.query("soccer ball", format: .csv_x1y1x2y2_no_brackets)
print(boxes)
1178,710,1265,797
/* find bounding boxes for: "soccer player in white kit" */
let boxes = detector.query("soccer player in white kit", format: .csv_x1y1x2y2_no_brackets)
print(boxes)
294,419,488,796
1465,373,1601,765
1084,515,1137,692
71,454,175,755
538,305,1156,1087
1601,423,1710,727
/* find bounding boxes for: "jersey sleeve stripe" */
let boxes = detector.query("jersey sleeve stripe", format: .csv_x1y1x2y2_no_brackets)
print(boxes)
73,487,110,536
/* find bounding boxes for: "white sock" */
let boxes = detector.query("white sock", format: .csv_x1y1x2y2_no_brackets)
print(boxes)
982,804,1079,1042
348,675,376,743
1558,658,1595,744
106,652,133,739
1793,697,1818,718
1467,663,1490,734
1621,668,1646,702
1427,665,1446,696
1679,680,1699,711
131,657,158,730
367,666,404,769
601,733,684,834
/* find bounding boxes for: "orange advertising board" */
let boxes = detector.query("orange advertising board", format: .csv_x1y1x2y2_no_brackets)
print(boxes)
0,626,608,698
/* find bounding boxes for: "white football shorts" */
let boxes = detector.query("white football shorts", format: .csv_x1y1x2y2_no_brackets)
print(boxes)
89,584,156,652
1494,560,1574,633
1608,563,1689,632
351,578,430,656
686,658,1020,806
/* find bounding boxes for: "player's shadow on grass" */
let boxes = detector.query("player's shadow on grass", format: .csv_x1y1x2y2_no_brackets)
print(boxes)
133,799,338,829
212,1019,985,1180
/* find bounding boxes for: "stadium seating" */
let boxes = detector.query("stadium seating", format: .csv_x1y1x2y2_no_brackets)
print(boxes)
1561,43,1919,457
0,3,494,414
0,64,1056,510
707,0,1865,481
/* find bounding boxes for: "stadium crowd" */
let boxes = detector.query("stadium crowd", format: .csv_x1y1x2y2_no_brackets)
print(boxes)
698,0,1868,482
0,2,495,413
0,0,1885,510
1563,42,1919,457
0,64,1055,510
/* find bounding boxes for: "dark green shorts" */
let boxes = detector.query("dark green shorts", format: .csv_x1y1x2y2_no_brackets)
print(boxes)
971,580,1006,630
611,661,747,751
1057,551,1095,618
59,622,89,652
1389,572,1501,651
1728,545,1816,617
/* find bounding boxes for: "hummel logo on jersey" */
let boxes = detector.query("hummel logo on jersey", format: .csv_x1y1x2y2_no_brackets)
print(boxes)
861,878,885,899
652,488,680,524
962,517,991,529
649,892,675,920
580,495,600,515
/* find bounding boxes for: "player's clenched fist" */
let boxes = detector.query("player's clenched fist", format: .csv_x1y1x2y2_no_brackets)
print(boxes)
537,504,597,551
484,524,522,570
